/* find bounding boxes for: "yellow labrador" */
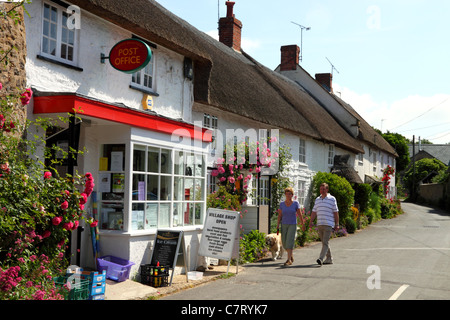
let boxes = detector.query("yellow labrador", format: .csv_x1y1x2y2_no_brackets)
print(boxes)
265,233,284,261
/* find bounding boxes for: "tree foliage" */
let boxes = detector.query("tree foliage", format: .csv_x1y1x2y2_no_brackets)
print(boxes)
403,158,447,193
382,132,410,172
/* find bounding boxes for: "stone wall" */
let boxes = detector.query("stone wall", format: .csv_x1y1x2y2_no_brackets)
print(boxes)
0,3,27,129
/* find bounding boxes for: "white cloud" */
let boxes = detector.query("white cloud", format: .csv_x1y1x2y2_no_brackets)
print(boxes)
334,83,450,144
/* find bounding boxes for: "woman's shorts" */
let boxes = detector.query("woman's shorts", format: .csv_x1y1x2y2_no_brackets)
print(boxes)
281,224,297,249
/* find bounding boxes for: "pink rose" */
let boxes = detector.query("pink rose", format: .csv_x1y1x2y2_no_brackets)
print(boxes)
61,201,69,210
52,217,62,226
44,171,52,179
211,169,219,177
79,193,87,205
20,88,33,105
228,176,235,183
72,220,79,230
90,220,98,228
42,230,51,238
63,222,73,231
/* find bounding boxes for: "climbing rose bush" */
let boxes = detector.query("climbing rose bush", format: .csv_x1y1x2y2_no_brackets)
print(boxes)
211,138,279,204
0,83,95,299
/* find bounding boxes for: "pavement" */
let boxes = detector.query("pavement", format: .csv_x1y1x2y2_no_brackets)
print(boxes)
104,264,244,300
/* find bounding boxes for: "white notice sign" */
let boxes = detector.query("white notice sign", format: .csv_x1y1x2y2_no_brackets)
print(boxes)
198,208,240,261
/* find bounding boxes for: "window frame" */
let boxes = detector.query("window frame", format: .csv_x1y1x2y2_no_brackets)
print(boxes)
297,180,306,208
328,144,335,166
40,1,79,67
131,48,156,93
299,138,306,163
130,143,206,231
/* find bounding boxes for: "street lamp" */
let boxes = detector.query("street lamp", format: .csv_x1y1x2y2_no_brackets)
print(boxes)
291,22,311,62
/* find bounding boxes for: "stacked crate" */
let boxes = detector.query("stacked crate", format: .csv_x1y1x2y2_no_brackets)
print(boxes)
54,275,90,300
80,270,106,300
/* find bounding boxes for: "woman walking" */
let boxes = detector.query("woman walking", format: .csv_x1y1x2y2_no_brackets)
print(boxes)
277,187,305,266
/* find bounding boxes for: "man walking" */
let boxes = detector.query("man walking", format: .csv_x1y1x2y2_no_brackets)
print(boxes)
309,183,339,266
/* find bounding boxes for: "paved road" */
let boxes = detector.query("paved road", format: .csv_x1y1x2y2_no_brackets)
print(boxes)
163,202,450,301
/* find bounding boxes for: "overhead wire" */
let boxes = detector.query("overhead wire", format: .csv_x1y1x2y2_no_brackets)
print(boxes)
390,97,450,131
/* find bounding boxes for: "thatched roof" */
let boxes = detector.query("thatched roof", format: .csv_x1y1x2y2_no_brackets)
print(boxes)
69,0,364,154
333,95,397,157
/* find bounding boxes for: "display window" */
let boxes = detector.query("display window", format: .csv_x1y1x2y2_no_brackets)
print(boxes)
131,144,206,231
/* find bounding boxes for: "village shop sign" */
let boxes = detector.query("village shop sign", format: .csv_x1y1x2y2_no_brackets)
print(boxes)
101,39,152,74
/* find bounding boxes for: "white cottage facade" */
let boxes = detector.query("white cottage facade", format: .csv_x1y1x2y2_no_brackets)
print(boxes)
24,0,211,275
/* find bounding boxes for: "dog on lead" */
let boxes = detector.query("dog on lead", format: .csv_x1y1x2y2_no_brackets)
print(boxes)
265,233,284,261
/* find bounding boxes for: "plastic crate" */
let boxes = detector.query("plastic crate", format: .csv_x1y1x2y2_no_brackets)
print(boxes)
54,275,90,300
140,264,169,286
148,274,169,288
89,293,105,300
80,270,106,283
188,271,203,281
97,255,135,282
79,270,106,296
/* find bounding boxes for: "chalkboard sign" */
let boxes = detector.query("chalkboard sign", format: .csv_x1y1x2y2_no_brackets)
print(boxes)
150,229,187,285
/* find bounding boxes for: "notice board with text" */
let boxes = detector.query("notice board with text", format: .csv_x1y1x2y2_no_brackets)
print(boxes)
198,208,240,261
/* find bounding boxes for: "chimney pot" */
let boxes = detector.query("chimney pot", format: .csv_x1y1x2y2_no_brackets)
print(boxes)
219,1,242,52
226,1,235,18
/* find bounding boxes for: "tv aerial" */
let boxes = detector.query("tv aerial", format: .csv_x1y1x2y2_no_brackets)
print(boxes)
326,57,340,76
291,21,311,62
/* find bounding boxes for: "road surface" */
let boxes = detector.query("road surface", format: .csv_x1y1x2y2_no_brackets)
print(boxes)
163,202,450,301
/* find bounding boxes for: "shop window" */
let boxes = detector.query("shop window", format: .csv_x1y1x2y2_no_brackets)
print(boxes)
131,144,206,230
41,1,79,66
98,144,126,230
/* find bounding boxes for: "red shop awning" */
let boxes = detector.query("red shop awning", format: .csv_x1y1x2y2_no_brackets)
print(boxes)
33,93,212,142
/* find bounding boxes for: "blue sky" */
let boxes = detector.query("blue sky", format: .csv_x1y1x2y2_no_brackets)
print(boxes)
156,0,450,144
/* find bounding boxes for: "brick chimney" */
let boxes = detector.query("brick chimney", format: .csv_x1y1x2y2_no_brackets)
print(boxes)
219,2,243,52
280,45,300,71
315,73,333,93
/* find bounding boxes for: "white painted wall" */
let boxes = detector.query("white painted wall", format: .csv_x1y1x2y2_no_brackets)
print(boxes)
24,0,193,122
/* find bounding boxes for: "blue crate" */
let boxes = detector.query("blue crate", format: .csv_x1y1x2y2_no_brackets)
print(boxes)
89,293,105,300
80,270,106,296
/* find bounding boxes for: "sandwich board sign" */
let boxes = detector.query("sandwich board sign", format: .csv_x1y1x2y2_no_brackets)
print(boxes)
198,208,240,267
150,229,188,285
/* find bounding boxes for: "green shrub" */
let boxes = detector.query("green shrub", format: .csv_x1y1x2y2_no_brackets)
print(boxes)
239,230,268,264
296,225,320,247
354,183,372,213
365,208,375,224
344,216,357,234
368,192,382,222
380,198,403,219
207,185,241,211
